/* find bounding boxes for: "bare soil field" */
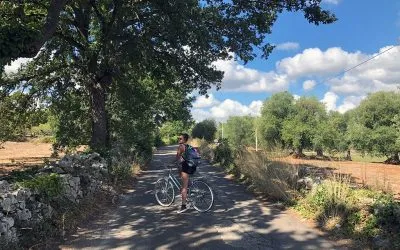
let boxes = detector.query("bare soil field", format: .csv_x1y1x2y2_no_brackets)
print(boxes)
280,157,400,198
0,141,60,176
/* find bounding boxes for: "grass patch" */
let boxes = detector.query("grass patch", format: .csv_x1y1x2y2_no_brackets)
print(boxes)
200,140,400,248
294,178,400,248
17,173,64,199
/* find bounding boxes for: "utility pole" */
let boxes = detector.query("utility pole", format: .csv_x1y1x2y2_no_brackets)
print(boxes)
221,123,224,139
255,127,258,152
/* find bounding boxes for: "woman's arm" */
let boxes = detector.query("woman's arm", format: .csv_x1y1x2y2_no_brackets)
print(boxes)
176,144,185,161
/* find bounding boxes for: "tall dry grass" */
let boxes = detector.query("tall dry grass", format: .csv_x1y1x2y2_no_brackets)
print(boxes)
234,149,302,202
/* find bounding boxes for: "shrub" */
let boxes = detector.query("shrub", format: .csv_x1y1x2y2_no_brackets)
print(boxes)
373,195,400,232
214,139,234,168
18,173,63,199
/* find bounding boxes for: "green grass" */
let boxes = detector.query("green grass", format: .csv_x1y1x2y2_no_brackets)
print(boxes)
299,150,386,163
350,152,386,163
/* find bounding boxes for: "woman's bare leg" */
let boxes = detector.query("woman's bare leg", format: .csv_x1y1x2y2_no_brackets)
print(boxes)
181,171,189,205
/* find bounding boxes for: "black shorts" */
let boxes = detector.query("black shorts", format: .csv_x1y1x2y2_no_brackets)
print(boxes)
181,161,196,175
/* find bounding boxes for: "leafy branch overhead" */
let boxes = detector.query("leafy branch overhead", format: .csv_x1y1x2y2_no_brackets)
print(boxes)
1,0,336,152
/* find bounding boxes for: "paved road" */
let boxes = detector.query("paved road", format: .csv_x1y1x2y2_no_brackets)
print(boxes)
60,146,344,250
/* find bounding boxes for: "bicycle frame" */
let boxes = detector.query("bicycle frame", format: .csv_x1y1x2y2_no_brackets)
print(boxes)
166,172,182,191
163,166,183,191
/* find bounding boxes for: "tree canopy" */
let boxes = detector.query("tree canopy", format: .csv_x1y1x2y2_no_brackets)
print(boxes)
192,119,217,142
1,0,337,153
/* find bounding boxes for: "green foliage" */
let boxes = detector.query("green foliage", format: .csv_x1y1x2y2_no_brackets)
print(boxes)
295,178,400,247
109,160,133,183
224,116,255,150
348,92,400,160
260,91,295,148
214,139,234,168
0,91,47,142
282,97,327,155
313,111,349,155
373,195,400,232
1,0,337,151
18,173,63,199
30,122,54,137
191,119,217,142
159,120,190,145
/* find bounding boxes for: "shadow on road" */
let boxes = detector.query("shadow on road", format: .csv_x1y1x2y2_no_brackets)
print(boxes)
60,145,342,250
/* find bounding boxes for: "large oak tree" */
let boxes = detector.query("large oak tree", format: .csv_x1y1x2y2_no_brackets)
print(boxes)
1,0,336,151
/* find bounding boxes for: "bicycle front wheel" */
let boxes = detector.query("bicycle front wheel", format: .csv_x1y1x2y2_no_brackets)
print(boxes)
155,178,175,206
189,180,214,212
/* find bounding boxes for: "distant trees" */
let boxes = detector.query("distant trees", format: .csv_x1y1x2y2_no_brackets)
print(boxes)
282,97,326,156
159,121,190,145
223,116,255,150
259,91,295,149
191,119,217,142
347,92,400,163
212,91,400,164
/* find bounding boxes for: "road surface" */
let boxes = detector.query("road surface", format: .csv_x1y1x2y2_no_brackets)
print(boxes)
60,145,345,250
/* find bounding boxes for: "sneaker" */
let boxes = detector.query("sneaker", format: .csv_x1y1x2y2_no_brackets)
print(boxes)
177,204,189,214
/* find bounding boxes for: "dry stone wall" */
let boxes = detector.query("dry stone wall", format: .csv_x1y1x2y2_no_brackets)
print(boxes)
0,153,111,245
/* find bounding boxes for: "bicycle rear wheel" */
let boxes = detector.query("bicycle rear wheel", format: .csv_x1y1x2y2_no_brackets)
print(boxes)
189,180,214,212
155,178,175,206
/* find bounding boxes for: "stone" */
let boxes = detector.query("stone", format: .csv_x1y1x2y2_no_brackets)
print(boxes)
0,221,7,233
16,209,31,221
49,166,65,174
15,189,32,202
0,180,10,193
59,156,73,169
0,197,13,212
2,217,14,228
18,201,25,210
42,205,53,218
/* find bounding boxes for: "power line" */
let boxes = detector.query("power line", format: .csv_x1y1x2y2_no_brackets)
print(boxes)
342,46,396,74
326,44,397,82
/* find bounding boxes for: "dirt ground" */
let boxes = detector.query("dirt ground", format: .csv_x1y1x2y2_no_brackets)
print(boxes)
1,141,400,198
279,157,400,198
0,141,60,176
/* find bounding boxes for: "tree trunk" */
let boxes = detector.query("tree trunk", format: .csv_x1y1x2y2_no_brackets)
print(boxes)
316,148,323,157
294,147,304,158
344,149,352,161
385,153,400,164
90,81,109,152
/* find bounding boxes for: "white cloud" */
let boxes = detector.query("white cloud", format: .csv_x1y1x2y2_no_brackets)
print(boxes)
277,47,364,80
196,44,400,121
191,108,212,122
328,46,400,95
4,58,31,74
303,80,317,91
321,92,339,112
337,95,365,113
191,98,262,122
213,59,289,93
320,92,365,113
275,42,300,51
293,94,301,100
192,94,220,108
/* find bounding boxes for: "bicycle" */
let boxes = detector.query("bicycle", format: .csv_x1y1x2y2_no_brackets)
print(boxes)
154,164,214,212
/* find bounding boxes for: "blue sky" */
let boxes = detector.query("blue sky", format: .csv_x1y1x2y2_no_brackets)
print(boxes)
4,1,400,123
192,0,400,122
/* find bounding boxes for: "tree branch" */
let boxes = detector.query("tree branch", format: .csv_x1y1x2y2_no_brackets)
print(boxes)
21,0,70,58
